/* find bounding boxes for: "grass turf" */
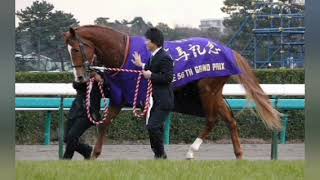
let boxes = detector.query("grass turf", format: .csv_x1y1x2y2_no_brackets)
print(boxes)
16,160,304,180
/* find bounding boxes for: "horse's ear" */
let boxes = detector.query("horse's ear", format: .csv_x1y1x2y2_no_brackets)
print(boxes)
63,32,68,38
69,27,76,37
63,32,68,43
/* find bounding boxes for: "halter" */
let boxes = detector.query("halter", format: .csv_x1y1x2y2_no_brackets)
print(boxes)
71,33,130,75
71,34,96,72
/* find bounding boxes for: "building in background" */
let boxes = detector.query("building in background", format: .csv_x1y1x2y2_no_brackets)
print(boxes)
15,52,72,72
271,0,304,5
199,18,227,33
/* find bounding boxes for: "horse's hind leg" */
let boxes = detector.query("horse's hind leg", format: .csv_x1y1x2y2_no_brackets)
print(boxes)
186,78,224,159
186,110,220,159
218,101,243,159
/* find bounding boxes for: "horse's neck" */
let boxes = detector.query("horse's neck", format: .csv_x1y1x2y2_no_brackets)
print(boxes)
79,27,125,68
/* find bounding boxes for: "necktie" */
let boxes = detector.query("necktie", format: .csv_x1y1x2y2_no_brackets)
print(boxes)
148,56,153,66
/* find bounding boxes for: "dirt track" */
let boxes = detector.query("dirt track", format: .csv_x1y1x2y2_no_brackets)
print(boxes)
16,144,304,160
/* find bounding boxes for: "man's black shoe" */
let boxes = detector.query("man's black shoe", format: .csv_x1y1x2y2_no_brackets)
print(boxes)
83,146,93,160
154,154,167,160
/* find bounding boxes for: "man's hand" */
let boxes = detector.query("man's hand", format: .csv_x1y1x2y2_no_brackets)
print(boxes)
142,70,152,79
93,73,104,82
132,51,143,67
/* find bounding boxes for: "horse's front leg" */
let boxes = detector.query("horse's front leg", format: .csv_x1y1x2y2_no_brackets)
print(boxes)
91,106,121,159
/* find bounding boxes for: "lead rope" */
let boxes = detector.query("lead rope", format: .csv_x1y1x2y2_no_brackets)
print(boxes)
85,68,152,125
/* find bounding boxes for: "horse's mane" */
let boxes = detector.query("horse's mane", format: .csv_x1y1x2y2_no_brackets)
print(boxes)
75,25,127,36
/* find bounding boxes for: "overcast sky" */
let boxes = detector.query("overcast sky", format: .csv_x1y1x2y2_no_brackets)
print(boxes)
15,0,229,28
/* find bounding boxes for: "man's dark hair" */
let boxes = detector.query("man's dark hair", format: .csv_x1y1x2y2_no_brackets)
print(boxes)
144,28,164,47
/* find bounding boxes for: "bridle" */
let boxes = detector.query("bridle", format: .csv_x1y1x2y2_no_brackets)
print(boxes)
70,34,97,72
70,32,130,75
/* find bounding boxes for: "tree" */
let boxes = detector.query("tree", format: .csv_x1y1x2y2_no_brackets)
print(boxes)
129,17,152,36
94,16,153,36
221,0,255,47
16,0,79,71
221,0,304,67
47,10,79,71
202,27,222,41
94,17,130,33
221,0,304,40
155,23,175,40
94,17,111,26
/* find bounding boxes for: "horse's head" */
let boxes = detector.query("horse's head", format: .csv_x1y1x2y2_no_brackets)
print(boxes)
64,27,96,82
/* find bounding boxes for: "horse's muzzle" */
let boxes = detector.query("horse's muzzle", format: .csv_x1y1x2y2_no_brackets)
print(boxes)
77,75,89,83
77,76,84,82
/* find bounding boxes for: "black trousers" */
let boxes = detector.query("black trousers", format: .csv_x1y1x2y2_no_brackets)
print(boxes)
63,94,95,159
146,108,170,158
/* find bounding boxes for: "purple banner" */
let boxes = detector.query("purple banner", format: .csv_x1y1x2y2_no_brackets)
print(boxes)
103,36,241,107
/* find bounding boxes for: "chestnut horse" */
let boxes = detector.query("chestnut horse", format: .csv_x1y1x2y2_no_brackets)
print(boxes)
63,25,281,160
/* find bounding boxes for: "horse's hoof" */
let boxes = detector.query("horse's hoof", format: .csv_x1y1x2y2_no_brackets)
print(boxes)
91,151,101,160
90,155,97,160
235,151,244,160
236,155,244,160
186,150,194,160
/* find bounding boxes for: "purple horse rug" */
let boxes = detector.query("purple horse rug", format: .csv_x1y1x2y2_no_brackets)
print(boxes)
102,36,241,108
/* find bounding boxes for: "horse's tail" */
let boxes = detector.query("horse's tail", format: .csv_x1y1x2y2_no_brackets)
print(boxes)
234,52,282,131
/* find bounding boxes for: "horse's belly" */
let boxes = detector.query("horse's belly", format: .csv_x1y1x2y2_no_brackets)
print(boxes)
173,81,205,117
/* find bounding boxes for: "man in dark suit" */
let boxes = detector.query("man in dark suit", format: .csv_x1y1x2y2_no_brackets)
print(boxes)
132,28,174,159
63,73,109,160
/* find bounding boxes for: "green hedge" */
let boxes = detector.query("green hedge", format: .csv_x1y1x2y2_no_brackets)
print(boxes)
16,69,304,83
15,69,304,144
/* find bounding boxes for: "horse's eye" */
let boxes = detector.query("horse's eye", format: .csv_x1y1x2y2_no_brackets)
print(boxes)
72,48,79,52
